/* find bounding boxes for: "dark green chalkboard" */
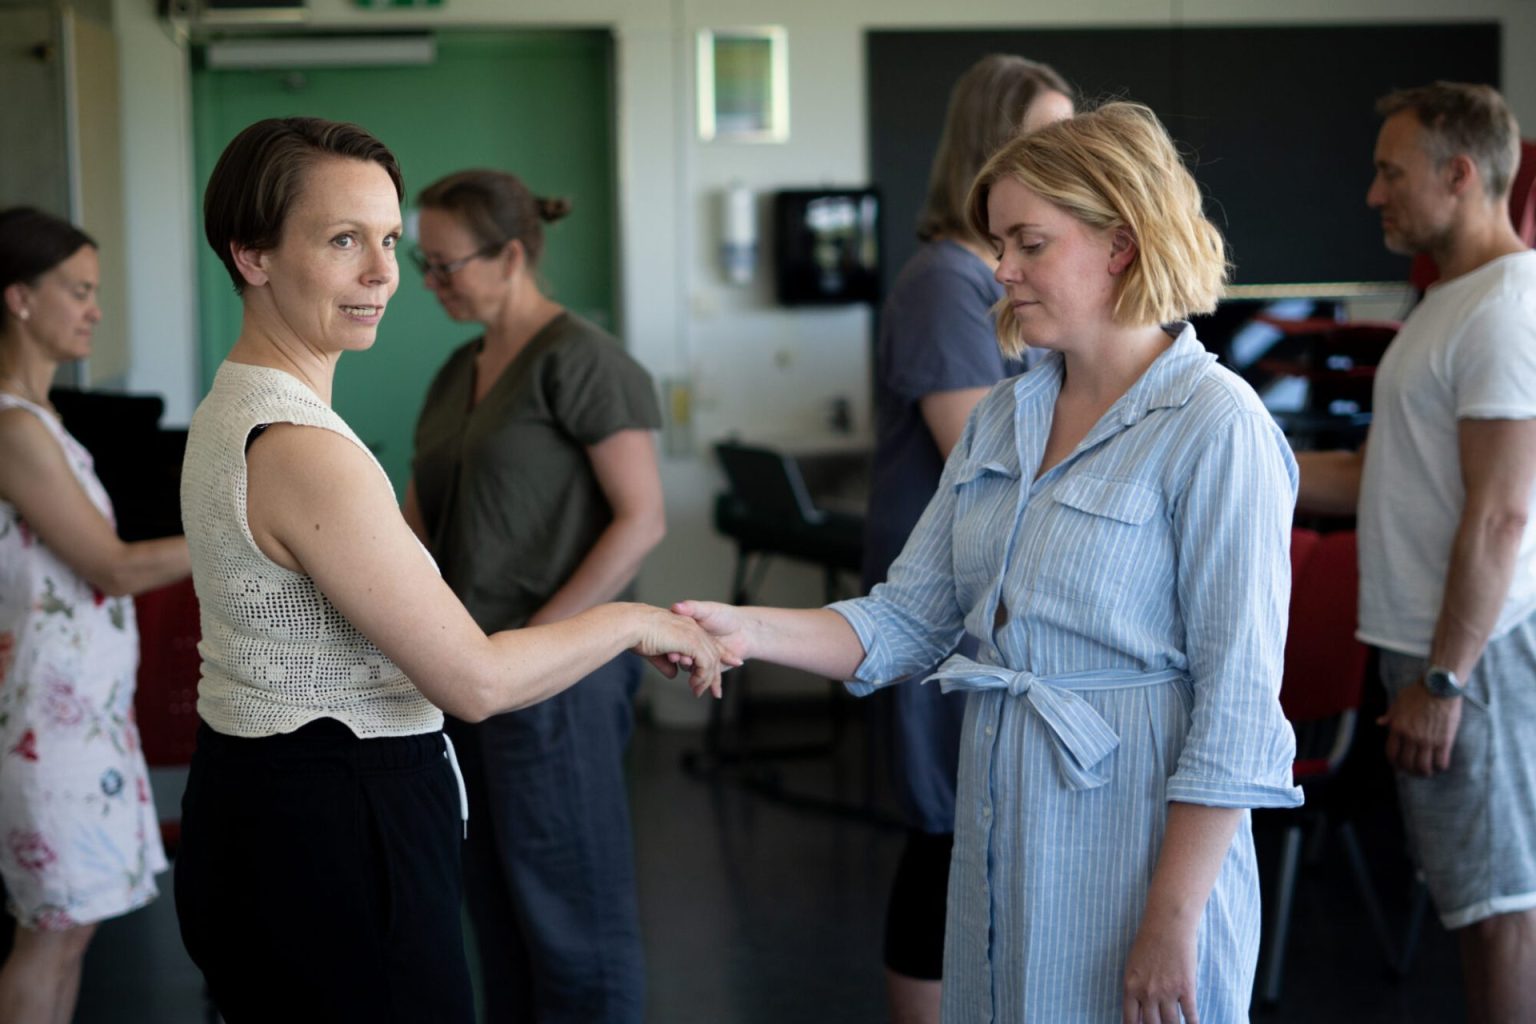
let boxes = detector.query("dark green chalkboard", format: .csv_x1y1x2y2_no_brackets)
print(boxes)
868,25,1500,291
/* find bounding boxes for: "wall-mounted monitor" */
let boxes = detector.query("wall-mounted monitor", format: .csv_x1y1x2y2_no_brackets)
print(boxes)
773,188,880,306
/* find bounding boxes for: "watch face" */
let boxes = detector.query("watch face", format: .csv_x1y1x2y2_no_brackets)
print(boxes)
1425,668,1462,697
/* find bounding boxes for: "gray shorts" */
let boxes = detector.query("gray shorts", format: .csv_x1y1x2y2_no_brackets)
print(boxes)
1379,615,1536,929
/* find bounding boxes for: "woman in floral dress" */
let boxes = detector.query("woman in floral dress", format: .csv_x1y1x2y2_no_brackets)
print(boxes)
0,208,190,1023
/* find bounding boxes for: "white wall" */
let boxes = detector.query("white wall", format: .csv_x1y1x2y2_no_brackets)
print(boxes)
107,0,1536,677
114,0,198,424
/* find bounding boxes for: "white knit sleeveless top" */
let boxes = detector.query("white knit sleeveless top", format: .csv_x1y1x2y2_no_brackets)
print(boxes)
181,361,443,738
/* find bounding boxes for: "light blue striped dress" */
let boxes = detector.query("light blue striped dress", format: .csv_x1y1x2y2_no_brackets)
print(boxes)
830,325,1303,1022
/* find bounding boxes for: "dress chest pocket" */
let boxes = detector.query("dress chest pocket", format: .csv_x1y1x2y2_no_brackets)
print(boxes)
949,457,1020,597
1028,474,1162,608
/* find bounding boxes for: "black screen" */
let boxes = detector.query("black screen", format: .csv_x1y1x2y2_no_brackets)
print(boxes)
867,24,1501,291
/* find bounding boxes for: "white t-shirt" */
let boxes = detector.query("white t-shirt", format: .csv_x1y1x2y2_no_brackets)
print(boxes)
1358,249,1536,656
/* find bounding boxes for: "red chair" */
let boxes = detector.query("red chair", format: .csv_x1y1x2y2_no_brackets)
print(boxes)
1411,139,1536,291
1259,529,1395,1004
132,578,202,855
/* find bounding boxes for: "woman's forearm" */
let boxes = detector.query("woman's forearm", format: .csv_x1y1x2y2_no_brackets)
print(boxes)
526,511,665,627
736,607,866,679
1143,803,1243,928
102,536,192,597
1121,803,1244,1018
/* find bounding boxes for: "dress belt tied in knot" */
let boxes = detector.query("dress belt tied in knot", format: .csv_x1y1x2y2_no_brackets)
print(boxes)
923,654,1186,791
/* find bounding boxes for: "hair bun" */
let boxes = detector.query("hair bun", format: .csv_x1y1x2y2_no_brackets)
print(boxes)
536,196,572,223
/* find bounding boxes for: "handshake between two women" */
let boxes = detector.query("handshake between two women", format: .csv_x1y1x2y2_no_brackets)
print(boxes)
662,600,865,691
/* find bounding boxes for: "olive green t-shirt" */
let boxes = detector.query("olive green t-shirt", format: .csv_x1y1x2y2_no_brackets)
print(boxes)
411,312,662,632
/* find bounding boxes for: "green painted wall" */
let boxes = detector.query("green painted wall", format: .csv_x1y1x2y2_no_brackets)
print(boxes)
190,30,617,492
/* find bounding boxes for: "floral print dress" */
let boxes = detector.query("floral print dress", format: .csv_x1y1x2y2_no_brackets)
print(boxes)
0,395,166,930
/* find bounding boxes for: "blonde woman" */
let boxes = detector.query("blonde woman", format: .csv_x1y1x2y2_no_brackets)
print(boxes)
865,54,1072,1024
679,104,1302,1022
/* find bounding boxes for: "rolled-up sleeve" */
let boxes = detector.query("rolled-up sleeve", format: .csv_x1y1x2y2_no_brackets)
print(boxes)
1167,409,1304,809
829,417,979,695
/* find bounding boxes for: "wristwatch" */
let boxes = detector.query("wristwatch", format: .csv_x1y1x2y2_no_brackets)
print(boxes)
1423,665,1467,699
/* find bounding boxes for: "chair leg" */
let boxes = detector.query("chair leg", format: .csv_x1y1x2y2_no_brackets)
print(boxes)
1261,822,1305,1005
1337,820,1399,969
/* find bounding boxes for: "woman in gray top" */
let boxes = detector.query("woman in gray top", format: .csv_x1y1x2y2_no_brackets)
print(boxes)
404,169,665,1023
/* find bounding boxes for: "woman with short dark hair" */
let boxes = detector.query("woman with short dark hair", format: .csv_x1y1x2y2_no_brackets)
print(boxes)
175,118,727,1021
0,207,190,1023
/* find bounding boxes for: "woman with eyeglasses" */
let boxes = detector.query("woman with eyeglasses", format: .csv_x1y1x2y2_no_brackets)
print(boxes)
403,169,663,1023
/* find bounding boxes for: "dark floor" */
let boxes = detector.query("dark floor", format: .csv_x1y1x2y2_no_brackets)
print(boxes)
71,699,1465,1023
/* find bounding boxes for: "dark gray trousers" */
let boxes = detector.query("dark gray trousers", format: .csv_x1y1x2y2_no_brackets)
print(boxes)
447,653,644,1023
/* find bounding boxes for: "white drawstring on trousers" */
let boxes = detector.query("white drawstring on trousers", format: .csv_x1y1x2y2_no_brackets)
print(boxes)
441,732,469,839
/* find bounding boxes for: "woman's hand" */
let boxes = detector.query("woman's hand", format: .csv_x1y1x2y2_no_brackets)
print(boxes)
670,600,753,666
625,604,738,698
1122,912,1200,1024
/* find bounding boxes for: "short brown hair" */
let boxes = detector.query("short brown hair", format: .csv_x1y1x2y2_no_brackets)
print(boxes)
1377,82,1520,200
203,117,403,294
918,55,1072,244
967,102,1228,356
417,169,570,269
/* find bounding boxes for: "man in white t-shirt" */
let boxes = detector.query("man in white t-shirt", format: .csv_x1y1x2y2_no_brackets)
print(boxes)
1298,82,1536,1024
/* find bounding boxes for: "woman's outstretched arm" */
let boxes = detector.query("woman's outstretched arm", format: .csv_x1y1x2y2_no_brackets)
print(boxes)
245,423,730,721
670,601,865,680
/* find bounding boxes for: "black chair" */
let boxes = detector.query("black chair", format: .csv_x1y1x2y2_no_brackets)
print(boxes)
684,441,894,824
711,440,863,603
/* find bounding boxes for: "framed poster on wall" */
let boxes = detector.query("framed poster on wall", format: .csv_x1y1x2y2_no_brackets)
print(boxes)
697,26,788,142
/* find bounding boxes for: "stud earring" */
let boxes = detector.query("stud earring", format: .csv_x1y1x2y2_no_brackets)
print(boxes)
16,309,28,322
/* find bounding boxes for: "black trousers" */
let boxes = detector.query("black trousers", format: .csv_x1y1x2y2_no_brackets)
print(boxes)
174,719,473,1024
884,829,955,980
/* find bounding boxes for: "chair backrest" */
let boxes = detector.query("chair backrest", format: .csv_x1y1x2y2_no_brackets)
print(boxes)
714,441,824,526
1281,529,1370,724
132,577,202,767
1411,138,1536,290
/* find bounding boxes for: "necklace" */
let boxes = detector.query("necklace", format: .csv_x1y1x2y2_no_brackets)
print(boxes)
0,375,49,407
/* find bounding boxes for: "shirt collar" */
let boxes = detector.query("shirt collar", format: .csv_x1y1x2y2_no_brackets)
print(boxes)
1003,323,1217,471
1113,322,1215,427
1011,322,1214,421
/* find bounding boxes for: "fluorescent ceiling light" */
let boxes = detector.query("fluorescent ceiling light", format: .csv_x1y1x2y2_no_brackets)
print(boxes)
204,35,435,69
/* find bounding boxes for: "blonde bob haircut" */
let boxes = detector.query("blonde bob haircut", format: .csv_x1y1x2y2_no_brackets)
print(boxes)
966,102,1228,358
